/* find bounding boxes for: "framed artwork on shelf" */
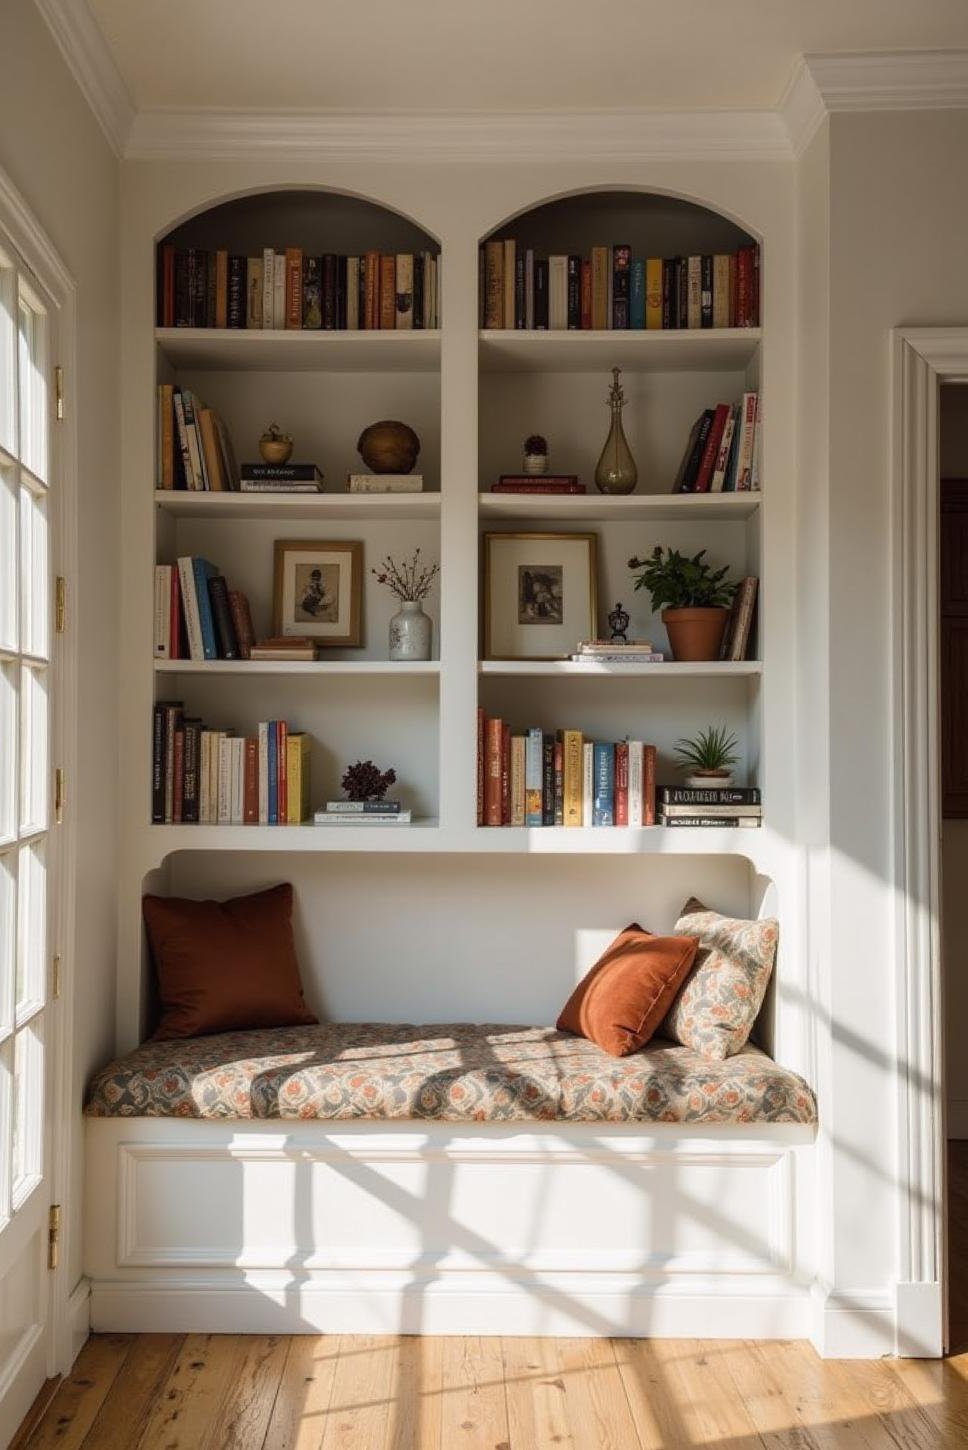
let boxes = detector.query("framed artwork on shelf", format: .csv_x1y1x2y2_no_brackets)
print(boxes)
273,538,363,646
483,531,598,660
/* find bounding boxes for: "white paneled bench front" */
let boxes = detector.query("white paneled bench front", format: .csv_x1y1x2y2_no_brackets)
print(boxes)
84,1022,817,1339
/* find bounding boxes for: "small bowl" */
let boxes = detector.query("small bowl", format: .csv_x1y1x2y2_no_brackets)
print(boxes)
259,438,293,465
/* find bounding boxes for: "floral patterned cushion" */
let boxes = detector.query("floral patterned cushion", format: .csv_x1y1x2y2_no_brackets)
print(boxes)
661,898,778,1060
84,1022,815,1126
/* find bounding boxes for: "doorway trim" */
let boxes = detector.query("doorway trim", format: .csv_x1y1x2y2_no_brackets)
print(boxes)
892,328,968,1356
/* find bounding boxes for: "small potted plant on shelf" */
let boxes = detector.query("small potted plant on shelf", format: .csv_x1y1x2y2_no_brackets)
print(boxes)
522,434,548,475
674,725,740,788
258,422,293,465
628,545,735,661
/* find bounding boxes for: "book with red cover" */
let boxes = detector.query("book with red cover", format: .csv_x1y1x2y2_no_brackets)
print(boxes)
476,708,485,826
485,717,503,826
693,403,732,493
172,728,185,824
614,741,629,826
285,248,303,329
277,720,288,824
643,744,657,826
501,722,511,825
493,476,584,494
243,737,259,823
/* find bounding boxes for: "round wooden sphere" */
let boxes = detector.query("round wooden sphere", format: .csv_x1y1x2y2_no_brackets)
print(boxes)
357,420,420,474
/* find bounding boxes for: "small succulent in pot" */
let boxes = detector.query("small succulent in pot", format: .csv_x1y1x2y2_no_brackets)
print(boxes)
673,724,740,787
258,422,293,465
523,433,549,475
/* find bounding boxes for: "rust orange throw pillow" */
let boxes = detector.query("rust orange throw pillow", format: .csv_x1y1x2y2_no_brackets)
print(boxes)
143,883,317,1040
556,924,699,1058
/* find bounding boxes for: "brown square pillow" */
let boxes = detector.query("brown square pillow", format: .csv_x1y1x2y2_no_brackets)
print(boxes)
556,923,699,1058
143,883,317,1040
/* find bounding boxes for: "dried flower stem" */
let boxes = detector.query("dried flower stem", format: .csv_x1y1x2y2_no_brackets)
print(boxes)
371,548,440,603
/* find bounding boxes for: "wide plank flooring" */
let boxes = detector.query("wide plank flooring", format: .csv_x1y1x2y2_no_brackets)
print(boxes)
15,1141,968,1449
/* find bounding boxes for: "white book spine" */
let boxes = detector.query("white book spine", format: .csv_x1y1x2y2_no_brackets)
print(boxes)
710,406,737,493
217,737,232,824
176,557,204,662
208,731,221,824
273,253,286,329
627,740,644,827
346,257,360,330
261,248,274,330
154,565,171,658
582,743,594,828
395,254,413,330
750,395,762,491
735,392,758,491
198,732,211,825
258,721,269,824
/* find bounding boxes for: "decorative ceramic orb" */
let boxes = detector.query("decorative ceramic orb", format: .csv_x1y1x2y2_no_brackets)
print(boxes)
357,420,420,474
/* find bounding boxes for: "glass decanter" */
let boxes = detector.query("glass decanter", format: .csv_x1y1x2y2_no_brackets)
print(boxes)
594,366,638,495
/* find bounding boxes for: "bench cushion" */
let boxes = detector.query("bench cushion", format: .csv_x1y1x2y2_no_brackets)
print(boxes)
84,1023,817,1126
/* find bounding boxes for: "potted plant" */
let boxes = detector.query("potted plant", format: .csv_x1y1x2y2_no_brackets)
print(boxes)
628,545,735,661
371,548,440,660
259,422,293,465
522,434,548,475
674,724,740,788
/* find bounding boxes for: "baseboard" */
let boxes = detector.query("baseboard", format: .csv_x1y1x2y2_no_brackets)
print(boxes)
809,1284,897,1358
90,1273,812,1340
895,1280,943,1357
67,1279,90,1366
947,1100,968,1139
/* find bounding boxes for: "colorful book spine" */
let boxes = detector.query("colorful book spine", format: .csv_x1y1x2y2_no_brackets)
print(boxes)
614,741,629,827
191,558,219,660
525,727,543,826
562,730,583,827
510,734,526,827
592,742,615,826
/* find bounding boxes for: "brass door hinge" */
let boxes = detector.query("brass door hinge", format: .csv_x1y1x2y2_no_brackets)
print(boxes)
51,953,62,1001
54,577,66,634
54,367,64,422
54,768,65,824
48,1205,61,1271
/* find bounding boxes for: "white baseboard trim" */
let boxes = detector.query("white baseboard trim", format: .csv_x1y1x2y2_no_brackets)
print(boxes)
67,1278,91,1366
809,1285,897,1358
895,1280,944,1357
947,1100,968,1139
90,1273,812,1341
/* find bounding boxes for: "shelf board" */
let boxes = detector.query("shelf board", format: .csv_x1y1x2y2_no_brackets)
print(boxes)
155,327,442,373
478,328,761,374
154,659,441,676
479,491,759,522
479,660,761,677
154,490,440,521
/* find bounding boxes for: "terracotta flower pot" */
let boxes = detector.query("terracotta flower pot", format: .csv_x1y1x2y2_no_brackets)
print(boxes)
662,606,730,662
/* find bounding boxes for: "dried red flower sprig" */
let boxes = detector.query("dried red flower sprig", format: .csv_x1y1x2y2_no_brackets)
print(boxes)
371,547,440,603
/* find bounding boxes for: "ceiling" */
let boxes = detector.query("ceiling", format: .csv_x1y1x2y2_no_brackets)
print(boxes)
86,0,968,114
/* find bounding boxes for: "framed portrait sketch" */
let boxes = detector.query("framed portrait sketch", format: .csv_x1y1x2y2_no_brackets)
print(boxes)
483,532,598,660
273,539,363,646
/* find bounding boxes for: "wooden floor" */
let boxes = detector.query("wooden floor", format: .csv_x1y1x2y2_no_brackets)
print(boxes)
14,1143,968,1450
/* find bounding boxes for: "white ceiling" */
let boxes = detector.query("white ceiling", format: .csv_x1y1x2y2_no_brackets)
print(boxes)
87,0,968,114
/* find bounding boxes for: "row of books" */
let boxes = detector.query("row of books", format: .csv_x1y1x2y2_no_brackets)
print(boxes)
156,386,239,492
157,247,441,331
673,393,760,494
480,242,759,331
154,559,254,662
658,786,762,829
477,715,657,827
151,705,311,824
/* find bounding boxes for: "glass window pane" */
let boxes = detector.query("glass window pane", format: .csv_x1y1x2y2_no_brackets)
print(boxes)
0,467,16,652
19,482,47,660
0,257,16,458
15,840,44,1018
17,289,47,483
19,663,47,835
12,1020,43,1200
0,664,14,845
0,851,13,1039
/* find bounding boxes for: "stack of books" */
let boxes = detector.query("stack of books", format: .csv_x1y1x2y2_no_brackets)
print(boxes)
673,393,759,493
477,713,656,827
658,786,762,829
151,706,310,824
157,246,440,331
249,637,318,662
157,385,238,492
569,640,665,664
490,475,585,495
154,559,254,661
314,801,412,826
240,463,323,494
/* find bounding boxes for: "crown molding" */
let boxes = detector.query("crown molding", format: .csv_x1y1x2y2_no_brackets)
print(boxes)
125,107,791,164
778,60,827,158
805,49,968,113
33,0,134,156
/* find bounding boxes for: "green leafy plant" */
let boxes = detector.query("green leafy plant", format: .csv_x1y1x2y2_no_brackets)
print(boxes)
628,546,734,612
673,725,740,774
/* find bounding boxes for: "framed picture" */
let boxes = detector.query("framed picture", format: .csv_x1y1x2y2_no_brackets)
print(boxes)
483,532,598,660
273,539,363,646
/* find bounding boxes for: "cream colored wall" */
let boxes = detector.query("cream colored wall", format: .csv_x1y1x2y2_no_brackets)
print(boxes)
0,1,120,1300
941,386,968,1136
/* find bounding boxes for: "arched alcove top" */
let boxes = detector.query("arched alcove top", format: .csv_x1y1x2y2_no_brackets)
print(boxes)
480,189,756,259
159,187,441,256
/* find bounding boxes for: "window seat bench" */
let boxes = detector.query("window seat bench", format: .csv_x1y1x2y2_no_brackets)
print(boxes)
83,1023,817,1341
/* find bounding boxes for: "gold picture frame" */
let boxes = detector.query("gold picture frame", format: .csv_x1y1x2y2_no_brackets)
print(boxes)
483,532,598,660
273,539,363,647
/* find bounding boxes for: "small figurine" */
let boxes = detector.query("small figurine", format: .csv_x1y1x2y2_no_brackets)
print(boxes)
608,602,630,643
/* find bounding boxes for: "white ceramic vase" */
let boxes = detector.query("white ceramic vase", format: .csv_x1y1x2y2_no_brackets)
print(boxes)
389,599,432,661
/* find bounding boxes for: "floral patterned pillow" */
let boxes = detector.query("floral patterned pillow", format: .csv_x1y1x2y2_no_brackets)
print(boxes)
660,898,778,1060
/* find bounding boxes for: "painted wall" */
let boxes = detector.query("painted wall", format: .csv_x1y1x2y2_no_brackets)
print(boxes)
941,385,968,1137
0,1,120,1308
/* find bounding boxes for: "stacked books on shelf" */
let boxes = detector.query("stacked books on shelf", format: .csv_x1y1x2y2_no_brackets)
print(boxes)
154,559,254,661
658,786,762,829
721,577,758,662
157,385,239,492
477,712,656,827
157,246,440,331
480,241,759,331
240,463,323,494
674,393,759,493
151,705,310,824
249,637,319,662
313,800,412,826
490,475,585,495
569,639,665,665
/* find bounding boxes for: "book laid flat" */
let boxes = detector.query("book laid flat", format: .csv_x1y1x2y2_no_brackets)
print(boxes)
347,474,423,493
492,475,584,493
